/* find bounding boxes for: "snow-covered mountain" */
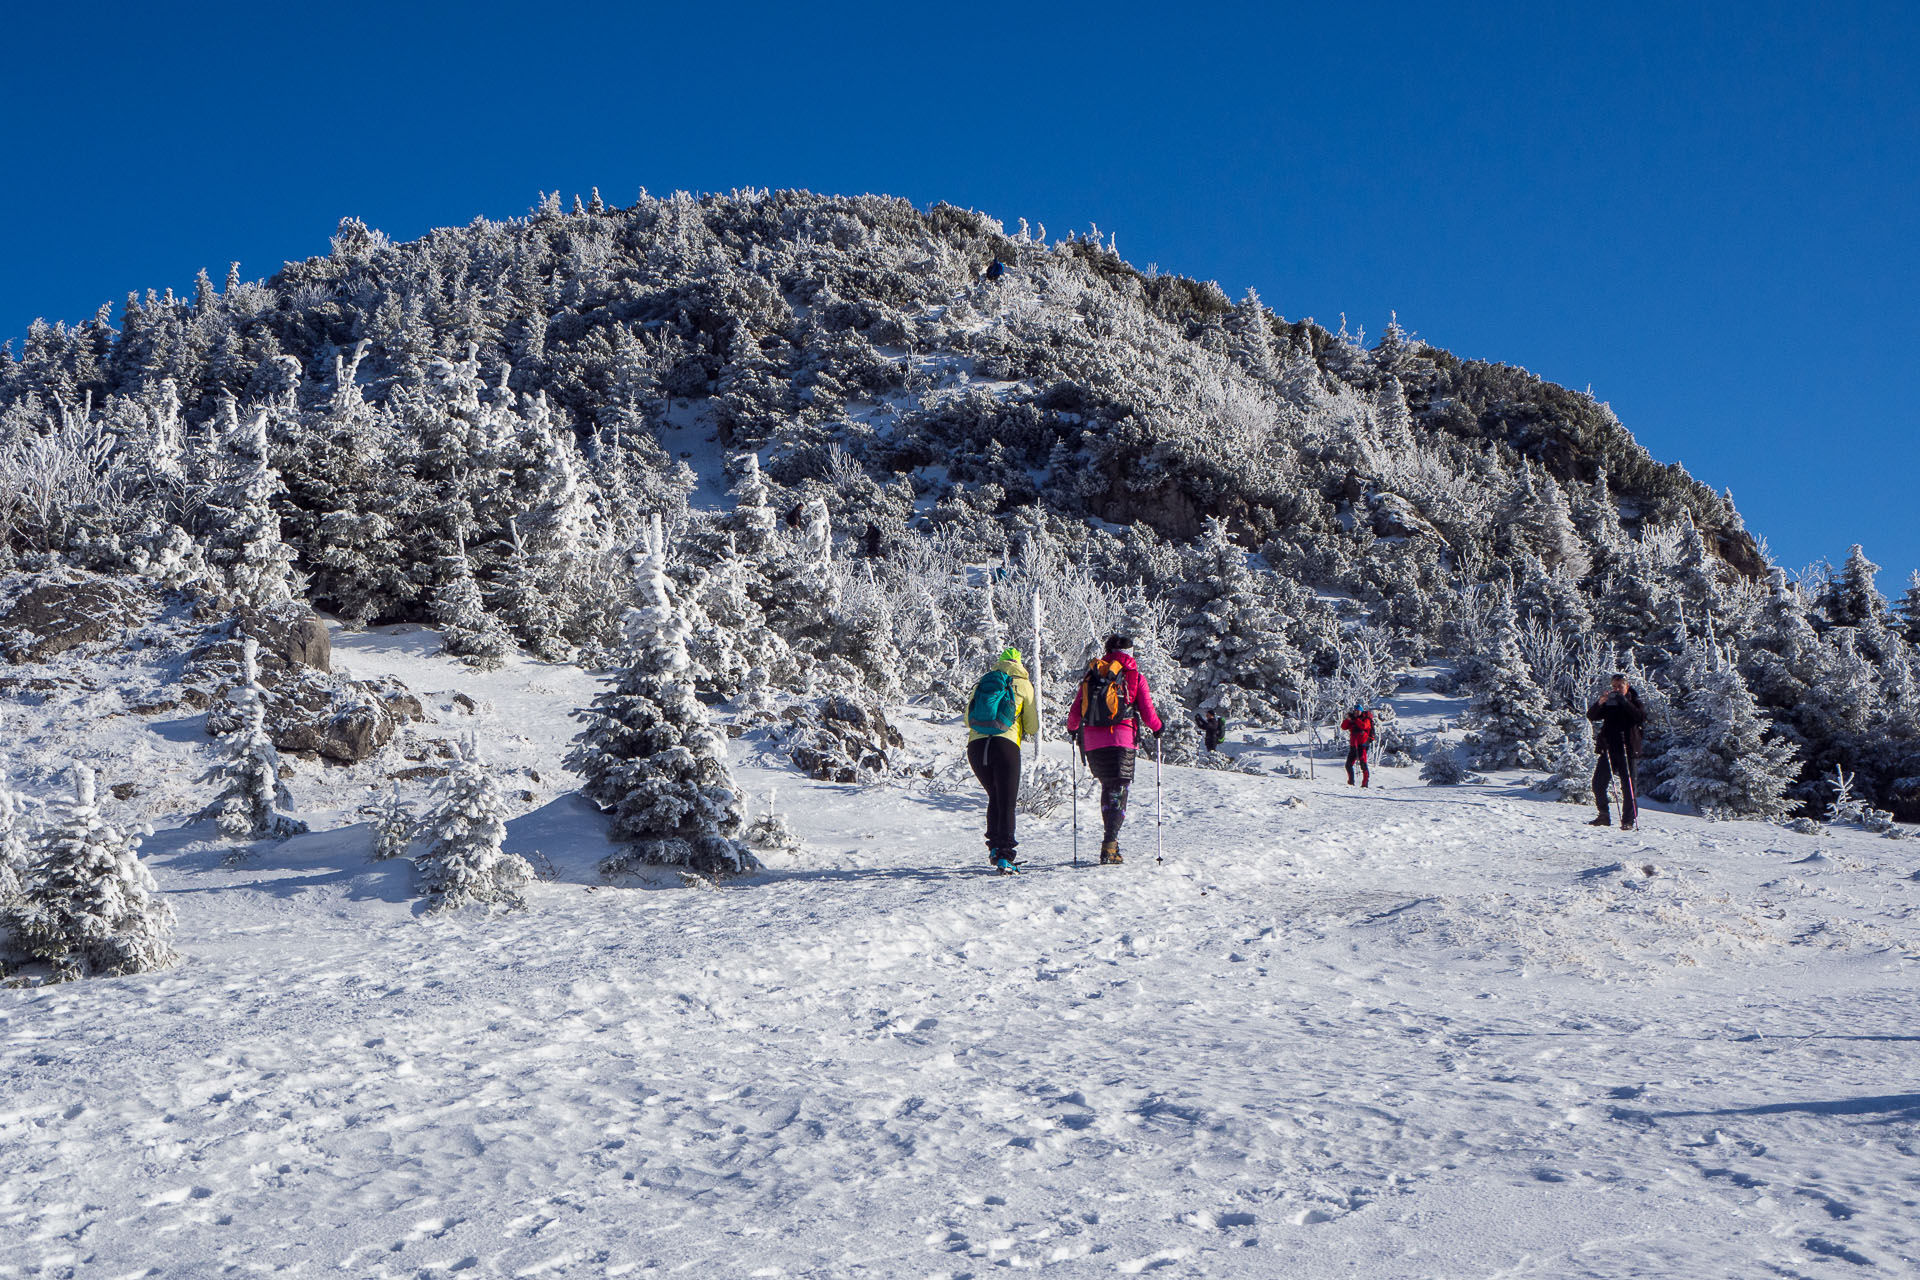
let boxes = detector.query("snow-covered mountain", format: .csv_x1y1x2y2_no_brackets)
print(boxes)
3,189,1915,817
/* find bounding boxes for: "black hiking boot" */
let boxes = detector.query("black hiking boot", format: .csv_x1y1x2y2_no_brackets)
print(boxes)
1587,817,1612,827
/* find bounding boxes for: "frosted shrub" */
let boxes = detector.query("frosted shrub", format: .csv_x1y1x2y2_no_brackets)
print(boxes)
569,516,757,879
196,638,308,846
1016,759,1072,817
416,739,532,911
369,784,415,861
1,766,177,981
1421,749,1475,786
744,791,802,856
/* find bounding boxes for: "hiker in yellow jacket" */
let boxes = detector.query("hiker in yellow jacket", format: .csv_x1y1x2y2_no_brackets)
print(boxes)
966,647,1041,873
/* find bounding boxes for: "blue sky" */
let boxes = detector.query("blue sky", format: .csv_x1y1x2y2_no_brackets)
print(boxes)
4,2,1915,587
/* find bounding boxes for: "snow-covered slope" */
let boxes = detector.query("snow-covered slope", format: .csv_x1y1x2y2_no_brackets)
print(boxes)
3,627,1917,1278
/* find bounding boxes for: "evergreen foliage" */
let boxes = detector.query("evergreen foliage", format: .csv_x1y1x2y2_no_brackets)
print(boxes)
568,516,757,878
196,637,309,842
416,739,532,911
0,766,177,981
1467,596,1559,770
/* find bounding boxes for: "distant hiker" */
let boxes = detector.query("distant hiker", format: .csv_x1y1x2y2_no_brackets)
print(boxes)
1341,703,1374,787
1196,709,1226,754
1066,635,1164,864
967,646,1040,873
1587,673,1647,831
985,258,1007,282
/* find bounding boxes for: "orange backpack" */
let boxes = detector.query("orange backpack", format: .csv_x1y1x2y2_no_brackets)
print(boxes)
1078,658,1134,728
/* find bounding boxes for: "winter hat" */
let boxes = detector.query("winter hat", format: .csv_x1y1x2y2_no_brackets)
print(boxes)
1352,702,1366,713
999,646,1022,664
1104,634,1133,654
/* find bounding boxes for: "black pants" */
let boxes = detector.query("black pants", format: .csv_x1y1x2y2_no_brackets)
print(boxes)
1593,736,1638,825
968,737,1021,852
1085,745,1137,843
1346,743,1370,784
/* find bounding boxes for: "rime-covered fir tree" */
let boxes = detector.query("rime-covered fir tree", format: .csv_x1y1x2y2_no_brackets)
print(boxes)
196,638,308,842
1468,596,1559,770
568,516,757,878
0,766,177,981
1176,518,1300,722
432,537,514,670
0,765,29,902
415,739,531,911
204,404,300,608
370,783,415,861
1896,571,1920,645
1654,642,1801,819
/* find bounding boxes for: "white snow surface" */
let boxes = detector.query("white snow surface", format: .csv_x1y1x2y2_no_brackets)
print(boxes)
4,627,1919,1278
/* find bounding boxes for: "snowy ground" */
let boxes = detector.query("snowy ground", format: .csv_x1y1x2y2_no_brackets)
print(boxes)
3,627,1918,1278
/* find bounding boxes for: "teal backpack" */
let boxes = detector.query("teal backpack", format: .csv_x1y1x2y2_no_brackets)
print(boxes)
967,669,1019,734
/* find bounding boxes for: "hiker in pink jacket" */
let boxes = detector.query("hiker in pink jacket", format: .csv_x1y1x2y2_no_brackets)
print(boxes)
1064,634,1164,864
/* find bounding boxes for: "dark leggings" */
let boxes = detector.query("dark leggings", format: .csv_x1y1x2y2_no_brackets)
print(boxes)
1346,743,1370,784
1593,737,1638,825
968,736,1022,851
1085,746,1137,843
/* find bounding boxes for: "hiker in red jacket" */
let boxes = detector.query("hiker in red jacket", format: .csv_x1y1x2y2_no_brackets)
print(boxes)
1341,702,1374,787
1065,634,1164,864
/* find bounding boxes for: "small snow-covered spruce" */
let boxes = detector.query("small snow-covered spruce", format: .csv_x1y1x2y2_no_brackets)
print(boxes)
415,738,531,911
196,638,308,846
568,515,758,879
0,766,176,981
0,765,31,901
1655,643,1801,820
743,790,801,856
1822,764,1897,832
432,531,514,671
1467,595,1559,770
1534,720,1596,805
369,784,415,861
1421,749,1470,786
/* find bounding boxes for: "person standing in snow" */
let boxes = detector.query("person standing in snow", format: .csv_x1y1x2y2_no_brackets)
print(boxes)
1066,635,1165,865
1196,709,1226,755
1587,673,1648,830
1341,703,1374,787
966,646,1041,872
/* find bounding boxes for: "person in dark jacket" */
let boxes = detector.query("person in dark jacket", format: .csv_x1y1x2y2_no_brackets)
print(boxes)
1196,709,1226,754
1587,673,1648,830
1340,703,1374,787
1065,635,1164,864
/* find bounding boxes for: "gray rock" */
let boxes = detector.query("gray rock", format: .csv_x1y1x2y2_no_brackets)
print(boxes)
0,576,156,664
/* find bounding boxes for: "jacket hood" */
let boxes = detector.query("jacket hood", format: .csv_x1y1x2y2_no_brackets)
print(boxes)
1098,651,1140,673
993,657,1030,680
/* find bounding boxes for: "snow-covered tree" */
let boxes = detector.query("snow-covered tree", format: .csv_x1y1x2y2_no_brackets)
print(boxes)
1468,595,1559,770
0,765,29,902
1895,570,1920,645
196,638,308,843
568,515,757,879
1653,641,1801,818
432,534,514,670
370,783,414,861
415,738,531,911
1824,544,1885,628
1176,518,1300,722
0,766,177,981
203,404,299,608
